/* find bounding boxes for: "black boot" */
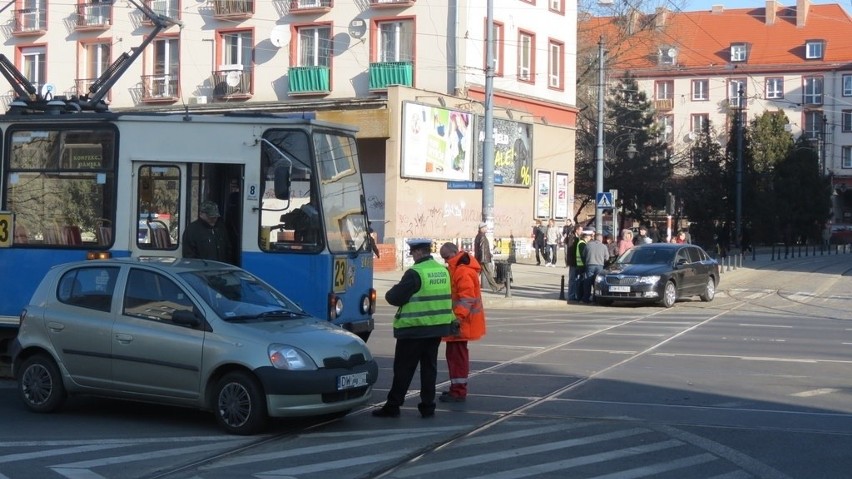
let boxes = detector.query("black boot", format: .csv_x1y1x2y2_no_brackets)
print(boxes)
371,404,400,418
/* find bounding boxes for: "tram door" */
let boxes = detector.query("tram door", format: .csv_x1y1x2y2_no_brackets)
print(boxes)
188,163,244,267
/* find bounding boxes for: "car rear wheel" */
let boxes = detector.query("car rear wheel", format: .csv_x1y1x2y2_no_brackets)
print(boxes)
661,281,677,308
700,277,716,302
18,354,66,413
214,372,267,435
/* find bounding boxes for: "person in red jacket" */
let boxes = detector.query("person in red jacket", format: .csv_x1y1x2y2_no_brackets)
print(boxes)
438,242,487,402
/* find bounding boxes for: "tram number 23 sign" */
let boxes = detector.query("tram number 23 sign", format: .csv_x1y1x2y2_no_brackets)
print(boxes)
0,212,14,248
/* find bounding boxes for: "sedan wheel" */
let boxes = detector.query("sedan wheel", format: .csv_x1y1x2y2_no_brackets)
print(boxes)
214,372,267,435
19,354,66,413
700,277,716,302
661,281,677,308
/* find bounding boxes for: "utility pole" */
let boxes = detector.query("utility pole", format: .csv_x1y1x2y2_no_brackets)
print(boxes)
595,36,606,235
735,87,744,248
482,0,495,236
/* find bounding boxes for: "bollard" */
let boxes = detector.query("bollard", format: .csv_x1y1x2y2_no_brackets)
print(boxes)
753,247,756,261
504,263,512,298
559,275,565,300
725,256,731,272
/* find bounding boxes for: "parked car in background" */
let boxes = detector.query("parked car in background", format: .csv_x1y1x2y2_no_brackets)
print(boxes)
11,258,377,435
593,243,720,308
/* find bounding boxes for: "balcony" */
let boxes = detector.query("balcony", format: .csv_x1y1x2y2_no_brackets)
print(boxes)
75,3,111,31
141,74,180,102
289,0,332,14
654,98,673,111
369,61,413,90
370,0,416,8
141,0,178,24
12,9,47,36
211,66,252,100
212,0,254,19
288,66,330,95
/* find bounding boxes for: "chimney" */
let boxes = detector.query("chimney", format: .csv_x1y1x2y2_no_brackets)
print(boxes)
797,0,810,27
654,7,668,30
766,0,777,25
711,4,724,14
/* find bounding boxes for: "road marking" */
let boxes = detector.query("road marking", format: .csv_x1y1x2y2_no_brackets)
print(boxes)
745,292,765,299
791,388,839,398
604,332,668,337
585,453,717,479
737,323,792,328
479,344,545,350
654,352,821,364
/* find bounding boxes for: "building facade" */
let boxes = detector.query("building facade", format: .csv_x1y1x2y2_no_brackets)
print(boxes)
0,0,579,267
586,0,852,227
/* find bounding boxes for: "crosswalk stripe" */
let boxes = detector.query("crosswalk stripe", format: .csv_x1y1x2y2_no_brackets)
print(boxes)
586,453,717,479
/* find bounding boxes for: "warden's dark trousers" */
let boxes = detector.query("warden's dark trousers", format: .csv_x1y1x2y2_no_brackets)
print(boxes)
386,337,441,411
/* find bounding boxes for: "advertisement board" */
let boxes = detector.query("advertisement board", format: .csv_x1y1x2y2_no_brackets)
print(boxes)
400,102,474,181
473,117,533,187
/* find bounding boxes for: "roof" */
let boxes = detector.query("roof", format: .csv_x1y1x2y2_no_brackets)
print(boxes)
581,3,852,76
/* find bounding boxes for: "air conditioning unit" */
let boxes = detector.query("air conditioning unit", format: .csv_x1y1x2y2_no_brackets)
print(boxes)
188,95,208,105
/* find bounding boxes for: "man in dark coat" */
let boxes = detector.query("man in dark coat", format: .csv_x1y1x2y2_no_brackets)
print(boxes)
182,200,233,263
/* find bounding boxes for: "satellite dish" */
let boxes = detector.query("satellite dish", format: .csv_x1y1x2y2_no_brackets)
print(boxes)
667,48,677,58
270,25,290,48
41,83,55,99
225,71,242,87
686,131,696,141
664,125,673,134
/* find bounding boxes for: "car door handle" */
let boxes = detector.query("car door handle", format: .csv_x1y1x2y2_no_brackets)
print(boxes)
47,322,65,332
114,333,134,344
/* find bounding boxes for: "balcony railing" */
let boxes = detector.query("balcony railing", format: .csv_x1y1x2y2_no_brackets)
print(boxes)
12,8,47,35
212,0,254,19
289,0,332,13
211,67,253,99
288,66,330,94
370,0,416,7
75,3,111,30
141,74,180,102
654,98,673,111
369,61,413,90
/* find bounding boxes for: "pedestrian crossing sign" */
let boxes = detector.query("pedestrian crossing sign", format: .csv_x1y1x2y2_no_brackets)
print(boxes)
596,192,613,209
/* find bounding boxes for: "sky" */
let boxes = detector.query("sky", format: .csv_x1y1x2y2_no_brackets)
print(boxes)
685,0,847,11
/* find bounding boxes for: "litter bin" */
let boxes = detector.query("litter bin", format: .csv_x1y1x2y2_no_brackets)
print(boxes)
494,260,512,285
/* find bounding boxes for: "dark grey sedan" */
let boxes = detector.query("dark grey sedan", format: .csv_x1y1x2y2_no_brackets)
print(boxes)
12,258,378,434
593,243,720,308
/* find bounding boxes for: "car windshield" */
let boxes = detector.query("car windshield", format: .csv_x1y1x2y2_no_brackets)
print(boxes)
617,248,675,265
180,270,305,321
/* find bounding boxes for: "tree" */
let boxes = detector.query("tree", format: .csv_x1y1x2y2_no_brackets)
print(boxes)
745,111,795,244
774,138,832,245
681,122,726,248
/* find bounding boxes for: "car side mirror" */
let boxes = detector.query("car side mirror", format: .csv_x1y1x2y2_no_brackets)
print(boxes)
274,164,291,200
676,258,689,267
172,309,202,328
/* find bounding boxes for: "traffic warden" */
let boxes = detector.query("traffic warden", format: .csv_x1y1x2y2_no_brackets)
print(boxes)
373,239,456,418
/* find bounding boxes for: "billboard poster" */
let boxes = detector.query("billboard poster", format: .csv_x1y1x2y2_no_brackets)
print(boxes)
473,117,533,187
400,101,474,181
554,173,569,219
535,170,552,218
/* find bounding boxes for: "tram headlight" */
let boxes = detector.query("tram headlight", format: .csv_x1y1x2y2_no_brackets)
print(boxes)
328,294,344,320
360,291,375,315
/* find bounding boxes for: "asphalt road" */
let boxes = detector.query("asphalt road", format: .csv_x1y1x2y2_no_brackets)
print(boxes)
1,252,851,478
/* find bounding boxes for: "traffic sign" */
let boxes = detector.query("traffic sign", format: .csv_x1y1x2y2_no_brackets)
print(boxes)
596,192,613,209
447,181,482,189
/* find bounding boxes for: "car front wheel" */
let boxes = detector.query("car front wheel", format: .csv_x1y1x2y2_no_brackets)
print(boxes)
700,277,716,302
18,354,67,413
214,372,267,435
661,281,677,308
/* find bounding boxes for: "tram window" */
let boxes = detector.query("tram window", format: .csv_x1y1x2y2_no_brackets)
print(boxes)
5,128,117,247
136,166,180,250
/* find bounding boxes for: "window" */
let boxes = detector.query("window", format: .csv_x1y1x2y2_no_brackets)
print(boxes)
485,20,504,77
124,269,195,323
691,114,709,134
152,37,179,97
20,46,46,89
216,30,253,95
803,76,823,105
658,115,674,144
728,79,746,108
655,80,674,110
691,79,709,101
221,30,252,69
548,40,563,90
6,127,117,247
85,42,110,80
298,25,331,67
549,0,564,14
658,46,676,65
765,77,784,99
803,110,825,140
136,166,180,250
148,0,179,19
843,146,852,169
377,19,413,62
844,74,852,97
517,30,535,83
58,267,119,313
842,110,852,132
805,40,824,60
730,43,747,62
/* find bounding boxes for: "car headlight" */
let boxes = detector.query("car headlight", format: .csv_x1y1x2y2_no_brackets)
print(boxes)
268,344,317,370
637,275,661,285
594,274,605,284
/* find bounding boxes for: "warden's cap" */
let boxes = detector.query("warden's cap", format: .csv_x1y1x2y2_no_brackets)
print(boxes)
407,238,432,252
582,229,595,236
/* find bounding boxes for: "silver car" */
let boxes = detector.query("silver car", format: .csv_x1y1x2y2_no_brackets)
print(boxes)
11,258,378,435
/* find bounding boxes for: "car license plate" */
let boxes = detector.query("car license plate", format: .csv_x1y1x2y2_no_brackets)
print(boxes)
609,285,631,293
337,372,368,390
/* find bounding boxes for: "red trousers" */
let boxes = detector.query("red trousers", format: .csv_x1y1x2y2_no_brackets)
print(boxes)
445,340,469,398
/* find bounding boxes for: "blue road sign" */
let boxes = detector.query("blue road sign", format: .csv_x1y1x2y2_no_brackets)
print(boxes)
596,192,614,209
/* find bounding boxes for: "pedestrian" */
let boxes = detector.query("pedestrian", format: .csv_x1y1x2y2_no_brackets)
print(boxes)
562,219,575,267
531,219,547,266
182,200,233,263
566,224,584,302
671,229,687,244
570,228,592,303
475,222,503,293
545,218,560,267
603,234,618,266
617,228,634,256
581,232,609,303
634,225,653,245
438,242,486,403
647,223,661,243
373,238,456,419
